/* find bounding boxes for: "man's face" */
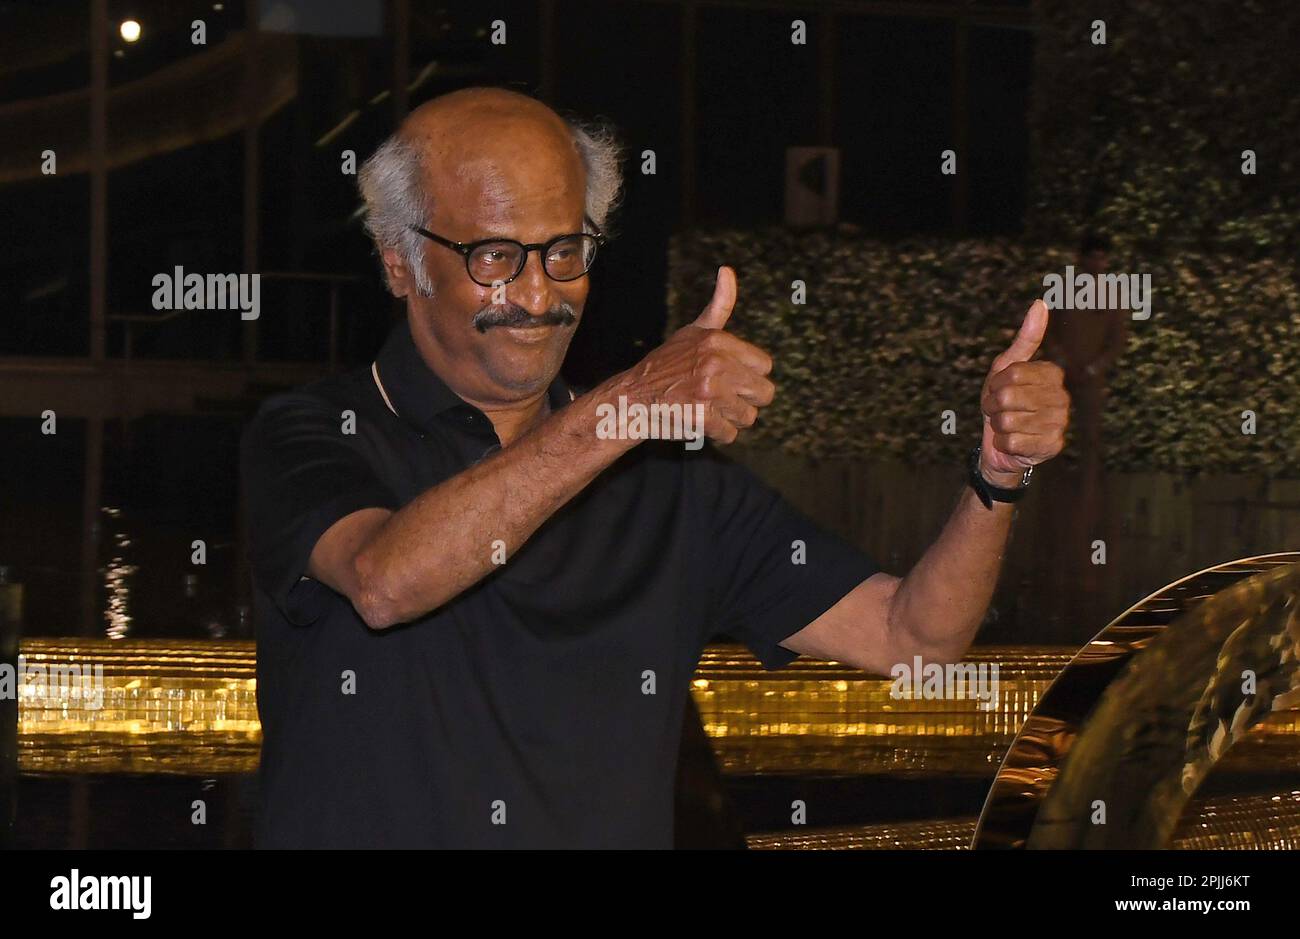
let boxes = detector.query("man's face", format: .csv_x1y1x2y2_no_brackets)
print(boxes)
388,122,590,406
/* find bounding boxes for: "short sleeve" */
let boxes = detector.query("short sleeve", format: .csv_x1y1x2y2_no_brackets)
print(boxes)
693,449,880,669
240,394,401,626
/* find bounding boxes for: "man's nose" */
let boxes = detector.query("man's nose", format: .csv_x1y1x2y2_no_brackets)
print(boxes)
509,250,556,319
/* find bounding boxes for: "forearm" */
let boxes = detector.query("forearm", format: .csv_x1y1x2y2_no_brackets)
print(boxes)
880,300,1059,665
353,379,634,626
886,471,1018,663
350,270,778,627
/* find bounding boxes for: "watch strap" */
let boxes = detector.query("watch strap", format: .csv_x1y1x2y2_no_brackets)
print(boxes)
967,445,1032,509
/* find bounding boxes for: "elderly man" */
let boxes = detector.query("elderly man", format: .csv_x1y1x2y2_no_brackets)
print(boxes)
241,87,1068,848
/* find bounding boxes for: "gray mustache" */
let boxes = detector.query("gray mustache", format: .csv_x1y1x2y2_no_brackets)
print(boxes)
473,303,577,334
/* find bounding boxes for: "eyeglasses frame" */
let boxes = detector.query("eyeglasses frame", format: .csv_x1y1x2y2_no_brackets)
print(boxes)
407,216,607,286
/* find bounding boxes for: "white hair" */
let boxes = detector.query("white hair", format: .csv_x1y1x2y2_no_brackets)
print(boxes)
358,113,625,298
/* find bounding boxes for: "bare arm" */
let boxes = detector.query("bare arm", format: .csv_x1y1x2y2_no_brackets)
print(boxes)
781,470,1018,674
307,267,775,629
312,391,634,629
782,301,1068,674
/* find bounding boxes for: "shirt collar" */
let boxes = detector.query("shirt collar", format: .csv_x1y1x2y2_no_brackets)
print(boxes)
373,319,572,434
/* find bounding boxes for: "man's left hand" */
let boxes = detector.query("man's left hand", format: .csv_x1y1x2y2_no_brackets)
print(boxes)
978,299,1070,485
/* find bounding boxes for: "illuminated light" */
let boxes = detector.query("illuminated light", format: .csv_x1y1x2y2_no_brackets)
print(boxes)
16,639,1300,792
119,19,141,42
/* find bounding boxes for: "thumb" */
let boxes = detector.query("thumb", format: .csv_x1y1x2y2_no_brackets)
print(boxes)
693,265,737,330
989,298,1049,374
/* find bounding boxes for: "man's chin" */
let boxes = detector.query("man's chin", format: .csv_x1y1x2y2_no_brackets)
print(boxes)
481,329,569,393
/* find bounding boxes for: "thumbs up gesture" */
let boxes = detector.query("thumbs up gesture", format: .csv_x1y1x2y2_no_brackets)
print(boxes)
978,300,1070,482
608,265,776,445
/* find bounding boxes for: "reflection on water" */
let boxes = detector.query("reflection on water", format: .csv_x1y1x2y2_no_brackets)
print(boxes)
0,414,247,638
102,507,137,639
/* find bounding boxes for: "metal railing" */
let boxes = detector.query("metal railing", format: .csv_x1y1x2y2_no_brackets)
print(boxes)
106,271,362,370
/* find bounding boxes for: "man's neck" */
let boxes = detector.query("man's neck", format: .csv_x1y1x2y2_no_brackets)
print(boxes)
407,322,554,447
478,393,551,447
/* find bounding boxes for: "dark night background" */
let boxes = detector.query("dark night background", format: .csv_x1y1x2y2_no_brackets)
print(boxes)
0,0,1032,639
4,0,1299,853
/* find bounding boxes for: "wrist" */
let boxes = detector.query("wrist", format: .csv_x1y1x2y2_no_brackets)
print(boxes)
576,376,645,456
978,457,1025,489
967,445,1033,511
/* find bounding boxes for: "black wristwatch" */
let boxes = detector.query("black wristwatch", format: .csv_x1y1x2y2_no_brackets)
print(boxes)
967,445,1033,510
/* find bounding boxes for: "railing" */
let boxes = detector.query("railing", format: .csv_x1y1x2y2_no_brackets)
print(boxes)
106,270,362,370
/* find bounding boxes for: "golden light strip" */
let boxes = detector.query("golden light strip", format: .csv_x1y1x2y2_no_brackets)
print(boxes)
693,645,1070,775
12,640,1298,777
17,639,260,774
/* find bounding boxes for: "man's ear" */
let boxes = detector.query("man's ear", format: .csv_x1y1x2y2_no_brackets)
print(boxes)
380,247,412,298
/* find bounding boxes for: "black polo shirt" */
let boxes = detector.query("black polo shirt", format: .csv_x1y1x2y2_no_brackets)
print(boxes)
240,318,879,848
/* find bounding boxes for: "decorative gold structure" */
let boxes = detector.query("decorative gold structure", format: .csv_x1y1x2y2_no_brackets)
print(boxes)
16,630,1300,790
16,555,1300,852
16,639,258,774
16,639,1073,776
693,645,1070,776
748,790,1300,850
975,552,1300,849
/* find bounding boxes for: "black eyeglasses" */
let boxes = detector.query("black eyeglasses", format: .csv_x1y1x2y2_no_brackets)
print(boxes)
408,216,607,287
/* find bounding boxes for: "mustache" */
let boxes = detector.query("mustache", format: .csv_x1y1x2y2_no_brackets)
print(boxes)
472,302,578,334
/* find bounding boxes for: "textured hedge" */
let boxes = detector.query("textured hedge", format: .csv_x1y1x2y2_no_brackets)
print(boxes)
1026,0,1300,259
666,229,1300,475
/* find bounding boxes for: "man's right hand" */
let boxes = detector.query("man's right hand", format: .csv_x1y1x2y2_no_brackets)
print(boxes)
603,265,776,445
